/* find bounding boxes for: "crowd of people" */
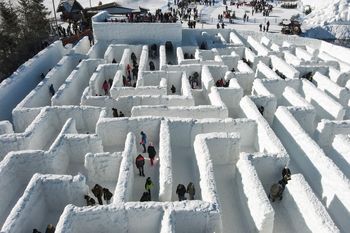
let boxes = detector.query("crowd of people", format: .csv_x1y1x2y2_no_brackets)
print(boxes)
56,20,89,38
215,78,230,87
112,108,125,117
105,8,178,23
251,0,273,16
213,0,274,32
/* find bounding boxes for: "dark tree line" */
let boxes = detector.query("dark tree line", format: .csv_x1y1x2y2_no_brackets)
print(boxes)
0,0,50,82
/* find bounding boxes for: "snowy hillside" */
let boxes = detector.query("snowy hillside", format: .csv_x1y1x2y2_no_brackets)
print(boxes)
302,0,350,39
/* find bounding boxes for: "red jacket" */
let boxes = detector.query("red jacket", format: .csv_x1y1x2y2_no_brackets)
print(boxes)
135,155,145,168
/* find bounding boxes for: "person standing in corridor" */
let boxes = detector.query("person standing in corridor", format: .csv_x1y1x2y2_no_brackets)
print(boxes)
140,131,147,153
136,154,145,176
145,177,154,200
147,142,157,166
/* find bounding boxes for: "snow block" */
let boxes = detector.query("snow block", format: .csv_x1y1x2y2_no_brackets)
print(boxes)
284,174,340,233
236,156,274,233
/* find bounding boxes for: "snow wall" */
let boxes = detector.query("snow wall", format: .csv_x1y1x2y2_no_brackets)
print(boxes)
273,106,350,232
92,11,182,45
1,174,88,233
0,41,67,121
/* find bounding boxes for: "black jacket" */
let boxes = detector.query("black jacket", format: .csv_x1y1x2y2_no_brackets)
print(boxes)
147,146,156,158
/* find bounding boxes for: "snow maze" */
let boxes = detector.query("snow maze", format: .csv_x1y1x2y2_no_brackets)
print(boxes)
1,11,350,233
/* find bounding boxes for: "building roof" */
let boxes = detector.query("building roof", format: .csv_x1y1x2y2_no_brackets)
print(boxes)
85,2,149,15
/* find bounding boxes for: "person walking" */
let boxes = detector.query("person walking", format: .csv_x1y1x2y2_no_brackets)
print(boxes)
171,85,176,94
92,184,104,205
259,23,262,31
176,184,187,201
140,191,151,202
103,188,113,204
282,166,291,180
140,131,147,153
49,84,55,96
266,20,270,32
84,195,96,206
187,182,196,200
45,224,55,233
147,142,157,166
135,154,145,176
102,80,109,95
112,108,119,117
145,177,154,200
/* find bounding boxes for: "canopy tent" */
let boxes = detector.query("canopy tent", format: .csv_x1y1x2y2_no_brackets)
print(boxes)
57,0,84,13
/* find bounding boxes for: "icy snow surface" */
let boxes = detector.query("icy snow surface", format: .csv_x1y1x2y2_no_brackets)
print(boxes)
1,1,350,233
302,0,350,39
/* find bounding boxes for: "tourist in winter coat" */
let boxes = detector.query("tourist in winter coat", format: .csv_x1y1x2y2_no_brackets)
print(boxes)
84,195,96,206
135,154,145,176
92,184,104,205
112,108,119,117
132,65,138,79
140,131,147,153
282,166,291,180
49,84,55,96
171,85,176,93
145,177,154,200
103,188,113,204
131,52,137,62
187,182,195,200
127,64,131,75
176,184,187,201
147,142,157,166
102,80,109,95
149,61,155,71
45,224,55,233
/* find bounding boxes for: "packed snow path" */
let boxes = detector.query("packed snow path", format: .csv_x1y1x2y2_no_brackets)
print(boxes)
1,8,350,233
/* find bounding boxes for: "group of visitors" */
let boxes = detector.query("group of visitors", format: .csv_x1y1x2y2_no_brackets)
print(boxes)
112,108,125,117
135,131,157,201
216,22,226,29
202,0,216,6
176,182,196,201
189,72,200,89
215,78,229,87
251,0,273,16
116,52,139,87
184,53,195,59
84,184,113,205
57,20,88,38
259,20,270,32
